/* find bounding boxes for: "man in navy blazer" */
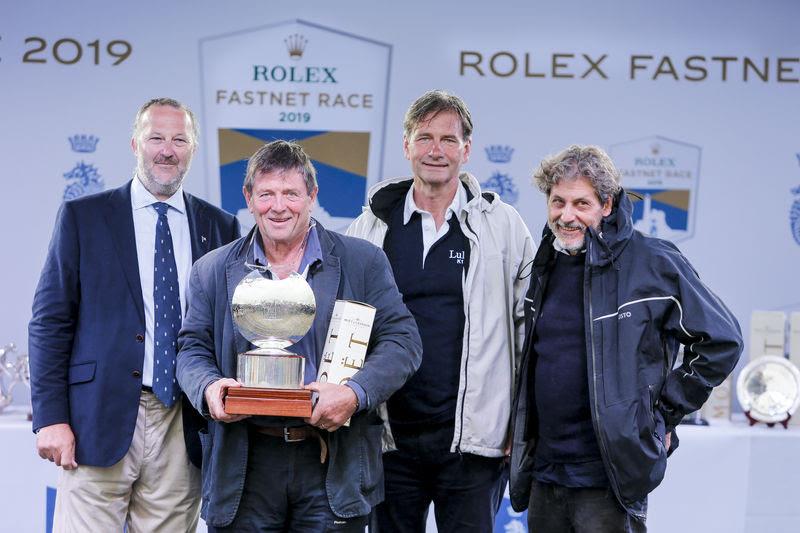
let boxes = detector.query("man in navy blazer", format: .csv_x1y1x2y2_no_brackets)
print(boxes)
176,140,422,531
29,98,240,532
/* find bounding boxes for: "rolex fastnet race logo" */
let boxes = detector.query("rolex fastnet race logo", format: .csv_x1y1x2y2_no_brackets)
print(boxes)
609,136,701,243
200,20,391,231
791,153,800,247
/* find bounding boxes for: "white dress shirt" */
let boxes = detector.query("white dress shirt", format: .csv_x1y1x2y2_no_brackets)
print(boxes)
403,183,468,268
131,177,192,388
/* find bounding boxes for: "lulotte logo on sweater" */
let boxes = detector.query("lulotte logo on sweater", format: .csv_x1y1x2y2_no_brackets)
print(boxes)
609,136,701,243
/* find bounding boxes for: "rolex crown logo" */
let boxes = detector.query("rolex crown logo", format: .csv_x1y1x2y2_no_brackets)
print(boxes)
484,145,514,164
284,34,307,60
69,134,100,153
650,142,661,156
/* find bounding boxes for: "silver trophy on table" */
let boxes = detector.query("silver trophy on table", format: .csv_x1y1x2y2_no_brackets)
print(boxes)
225,270,316,417
0,343,31,418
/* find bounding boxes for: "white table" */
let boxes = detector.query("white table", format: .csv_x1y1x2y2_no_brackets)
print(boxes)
3,412,799,532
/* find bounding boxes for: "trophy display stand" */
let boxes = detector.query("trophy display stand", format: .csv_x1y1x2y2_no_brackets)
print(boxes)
744,410,791,429
225,270,316,418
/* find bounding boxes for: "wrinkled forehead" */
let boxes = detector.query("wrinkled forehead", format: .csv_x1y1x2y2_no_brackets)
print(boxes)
410,110,466,139
137,106,194,136
549,174,602,201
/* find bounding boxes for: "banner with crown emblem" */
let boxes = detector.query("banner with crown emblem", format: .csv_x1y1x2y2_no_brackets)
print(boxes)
609,136,701,243
199,20,390,232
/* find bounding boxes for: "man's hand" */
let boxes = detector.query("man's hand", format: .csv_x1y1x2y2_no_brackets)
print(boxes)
36,423,78,470
304,382,359,432
665,431,672,450
204,378,250,423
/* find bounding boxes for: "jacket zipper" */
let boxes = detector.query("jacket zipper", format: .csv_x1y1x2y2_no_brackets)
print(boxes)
456,213,478,453
587,241,645,520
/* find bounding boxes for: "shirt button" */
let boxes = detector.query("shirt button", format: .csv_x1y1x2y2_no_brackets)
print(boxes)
132,370,142,378
135,334,144,342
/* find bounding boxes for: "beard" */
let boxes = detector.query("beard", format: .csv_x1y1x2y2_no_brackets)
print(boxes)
135,154,189,198
548,219,587,253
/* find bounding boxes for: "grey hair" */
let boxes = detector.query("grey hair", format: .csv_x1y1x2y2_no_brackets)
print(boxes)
403,90,473,140
132,97,199,147
243,140,317,195
532,145,621,204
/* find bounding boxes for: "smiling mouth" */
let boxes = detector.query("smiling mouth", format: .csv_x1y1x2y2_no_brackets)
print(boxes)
556,224,585,237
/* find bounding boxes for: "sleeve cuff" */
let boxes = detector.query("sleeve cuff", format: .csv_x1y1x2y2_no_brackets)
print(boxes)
345,381,369,413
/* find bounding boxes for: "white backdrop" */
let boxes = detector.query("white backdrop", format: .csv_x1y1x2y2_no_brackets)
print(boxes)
1,0,798,530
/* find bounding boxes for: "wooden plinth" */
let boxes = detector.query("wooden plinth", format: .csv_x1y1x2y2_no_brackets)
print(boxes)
224,387,313,417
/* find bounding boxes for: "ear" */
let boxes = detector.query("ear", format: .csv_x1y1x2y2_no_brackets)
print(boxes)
309,186,319,204
402,135,411,161
242,185,252,212
462,137,472,164
601,195,613,217
130,136,138,155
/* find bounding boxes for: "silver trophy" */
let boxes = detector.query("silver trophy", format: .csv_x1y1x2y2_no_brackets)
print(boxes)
226,270,316,416
0,343,31,416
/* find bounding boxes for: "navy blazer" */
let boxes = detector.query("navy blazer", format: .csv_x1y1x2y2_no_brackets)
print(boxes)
176,225,422,526
29,180,240,468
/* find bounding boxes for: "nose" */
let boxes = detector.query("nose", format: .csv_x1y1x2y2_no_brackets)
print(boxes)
271,194,287,211
159,142,177,156
428,140,443,157
559,204,576,222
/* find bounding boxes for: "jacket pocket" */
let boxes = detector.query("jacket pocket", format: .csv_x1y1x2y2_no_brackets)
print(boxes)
603,385,667,505
68,361,96,385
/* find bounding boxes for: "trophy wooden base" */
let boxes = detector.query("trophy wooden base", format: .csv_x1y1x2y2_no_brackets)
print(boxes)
224,387,313,417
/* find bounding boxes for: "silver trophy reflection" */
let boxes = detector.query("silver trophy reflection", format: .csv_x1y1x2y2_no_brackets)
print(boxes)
225,269,316,417
0,343,31,418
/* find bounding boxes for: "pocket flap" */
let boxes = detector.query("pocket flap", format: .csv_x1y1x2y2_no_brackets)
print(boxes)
68,361,96,385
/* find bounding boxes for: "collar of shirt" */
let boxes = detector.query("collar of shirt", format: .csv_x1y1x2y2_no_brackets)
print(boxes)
402,181,467,226
131,175,186,214
251,222,323,278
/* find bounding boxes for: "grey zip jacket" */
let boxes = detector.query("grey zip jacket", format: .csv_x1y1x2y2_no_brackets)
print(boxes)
509,190,743,517
347,173,535,457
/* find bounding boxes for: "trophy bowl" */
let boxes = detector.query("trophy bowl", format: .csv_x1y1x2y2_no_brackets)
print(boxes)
226,271,316,417
736,355,800,426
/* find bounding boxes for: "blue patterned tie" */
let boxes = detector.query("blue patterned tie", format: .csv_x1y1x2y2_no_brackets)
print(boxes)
152,202,181,408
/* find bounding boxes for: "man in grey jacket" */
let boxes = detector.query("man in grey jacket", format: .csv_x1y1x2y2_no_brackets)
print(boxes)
177,140,422,531
347,90,534,532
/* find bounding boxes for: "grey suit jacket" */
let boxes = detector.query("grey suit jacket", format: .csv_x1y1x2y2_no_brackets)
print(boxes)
176,223,421,526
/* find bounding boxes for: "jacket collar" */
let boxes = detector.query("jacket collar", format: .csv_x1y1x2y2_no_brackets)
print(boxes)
365,172,494,223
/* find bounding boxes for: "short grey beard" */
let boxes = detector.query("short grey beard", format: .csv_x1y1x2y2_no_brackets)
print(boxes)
548,219,586,253
135,163,187,198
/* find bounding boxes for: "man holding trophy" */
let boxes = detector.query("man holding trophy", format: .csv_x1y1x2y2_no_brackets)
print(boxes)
176,140,422,531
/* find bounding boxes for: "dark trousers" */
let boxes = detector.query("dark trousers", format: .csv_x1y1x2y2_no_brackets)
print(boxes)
527,479,646,533
373,423,505,533
208,431,367,533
